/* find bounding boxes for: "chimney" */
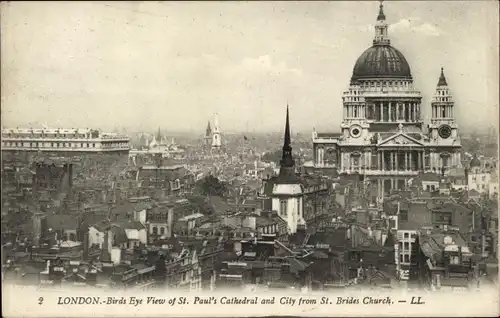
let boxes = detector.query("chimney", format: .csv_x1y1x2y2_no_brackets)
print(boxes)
101,226,112,262
82,231,89,262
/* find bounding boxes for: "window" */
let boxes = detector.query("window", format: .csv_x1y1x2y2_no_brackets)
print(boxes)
404,242,410,250
160,227,165,235
280,200,288,217
92,143,95,148
432,211,452,225
400,210,408,222
449,255,460,265
152,227,158,235
403,254,410,263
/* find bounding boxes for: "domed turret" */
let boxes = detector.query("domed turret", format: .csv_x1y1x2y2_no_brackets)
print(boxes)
469,155,481,168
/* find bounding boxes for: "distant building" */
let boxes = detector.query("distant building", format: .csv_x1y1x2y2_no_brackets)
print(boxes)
136,159,194,196
415,228,480,291
129,129,186,164
204,121,212,147
32,158,73,201
1,127,130,154
468,157,493,196
32,213,48,246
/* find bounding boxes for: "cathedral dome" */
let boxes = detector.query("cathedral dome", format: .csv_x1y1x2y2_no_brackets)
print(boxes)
351,45,412,81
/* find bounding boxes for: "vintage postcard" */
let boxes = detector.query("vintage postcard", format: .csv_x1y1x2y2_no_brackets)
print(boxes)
1,1,499,317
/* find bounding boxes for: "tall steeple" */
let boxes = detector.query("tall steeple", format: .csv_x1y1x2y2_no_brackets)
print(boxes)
278,105,297,182
205,121,212,137
156,127,162,142
373,1,390,46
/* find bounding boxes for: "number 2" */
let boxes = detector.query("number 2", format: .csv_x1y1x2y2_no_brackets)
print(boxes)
38,297,44,305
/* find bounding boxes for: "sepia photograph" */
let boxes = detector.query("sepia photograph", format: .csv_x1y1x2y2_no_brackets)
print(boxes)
1,1,499,317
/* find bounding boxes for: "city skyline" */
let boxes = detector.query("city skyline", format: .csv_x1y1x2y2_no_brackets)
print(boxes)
1,1,499,133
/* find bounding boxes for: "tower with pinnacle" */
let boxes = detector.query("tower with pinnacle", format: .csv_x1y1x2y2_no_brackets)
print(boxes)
270,105,305,234
211,113,222,149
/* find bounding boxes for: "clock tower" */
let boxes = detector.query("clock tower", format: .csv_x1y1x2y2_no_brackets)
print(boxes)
428,68,462,171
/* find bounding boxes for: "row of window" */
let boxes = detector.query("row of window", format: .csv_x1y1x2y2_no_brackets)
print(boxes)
399,241,411,252
471,176,488,182
261,224,278,234
2,141,128,148
434,97,452,102
2,141,96,148
3,133,90,138
399,253,411,264
151,226,166,236
360,80,412,89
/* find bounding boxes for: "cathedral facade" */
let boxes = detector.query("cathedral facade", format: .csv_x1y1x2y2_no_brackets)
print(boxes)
308,3,462,202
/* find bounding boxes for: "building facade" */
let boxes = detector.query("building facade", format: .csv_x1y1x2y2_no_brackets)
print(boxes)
1,128,130,154
308,3,462,203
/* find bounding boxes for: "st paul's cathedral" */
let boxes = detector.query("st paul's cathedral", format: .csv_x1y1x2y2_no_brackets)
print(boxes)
304,2,462,203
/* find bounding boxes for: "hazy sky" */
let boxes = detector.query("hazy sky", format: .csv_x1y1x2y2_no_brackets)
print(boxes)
1,1,498,133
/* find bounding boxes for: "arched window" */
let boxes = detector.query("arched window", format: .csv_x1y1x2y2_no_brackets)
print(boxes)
152,227,158,235
160,227,165,235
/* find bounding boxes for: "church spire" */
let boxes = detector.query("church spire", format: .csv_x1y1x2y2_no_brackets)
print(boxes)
156,127,162,142
437,67,448,86
281,105,294,167
205,121,212,136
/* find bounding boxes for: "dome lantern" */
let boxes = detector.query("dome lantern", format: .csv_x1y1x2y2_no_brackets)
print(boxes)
373,0,390,46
